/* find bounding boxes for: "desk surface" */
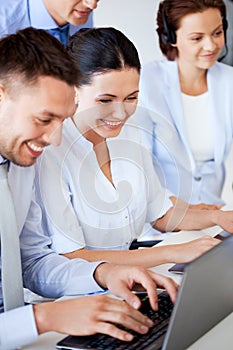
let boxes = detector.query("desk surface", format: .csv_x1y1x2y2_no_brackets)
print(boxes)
23,226,233,350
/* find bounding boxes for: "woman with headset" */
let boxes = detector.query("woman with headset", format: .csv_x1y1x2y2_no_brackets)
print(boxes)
138,0,233,206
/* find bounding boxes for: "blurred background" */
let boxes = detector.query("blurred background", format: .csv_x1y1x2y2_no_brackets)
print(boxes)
94,0,162,65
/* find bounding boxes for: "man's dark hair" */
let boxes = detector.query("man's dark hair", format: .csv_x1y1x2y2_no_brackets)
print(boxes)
0,27,79,90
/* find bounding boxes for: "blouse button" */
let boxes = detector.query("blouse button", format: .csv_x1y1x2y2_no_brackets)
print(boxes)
125,215,128,219
194,176,202,181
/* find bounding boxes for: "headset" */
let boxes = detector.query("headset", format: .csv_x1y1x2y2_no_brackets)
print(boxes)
160,1,228,47
161,3,176,45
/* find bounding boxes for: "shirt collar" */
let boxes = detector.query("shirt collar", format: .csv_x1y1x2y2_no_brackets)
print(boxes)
0,155,9,167
28,0,60,29
0,155,5,164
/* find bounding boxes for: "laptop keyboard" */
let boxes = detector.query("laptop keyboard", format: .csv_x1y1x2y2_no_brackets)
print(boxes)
71,291,174,350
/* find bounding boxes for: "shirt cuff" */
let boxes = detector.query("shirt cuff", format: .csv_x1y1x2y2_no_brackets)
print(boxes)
65,260,109,296
0,305,38,350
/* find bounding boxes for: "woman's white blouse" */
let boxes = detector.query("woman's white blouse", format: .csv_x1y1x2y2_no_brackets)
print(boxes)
181,92,214,166
35,118,172,253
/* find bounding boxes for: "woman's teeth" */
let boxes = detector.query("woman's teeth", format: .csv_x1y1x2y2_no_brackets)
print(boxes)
102,120,122,126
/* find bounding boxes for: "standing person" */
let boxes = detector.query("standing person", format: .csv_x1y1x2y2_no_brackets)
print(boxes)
138,0,233,205
0,27,178,350
33,27,227,269
0,0,99,45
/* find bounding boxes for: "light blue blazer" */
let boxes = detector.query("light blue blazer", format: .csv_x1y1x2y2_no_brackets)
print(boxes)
138,59,233,204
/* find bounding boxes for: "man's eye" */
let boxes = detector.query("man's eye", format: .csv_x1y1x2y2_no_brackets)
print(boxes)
37,118,51,124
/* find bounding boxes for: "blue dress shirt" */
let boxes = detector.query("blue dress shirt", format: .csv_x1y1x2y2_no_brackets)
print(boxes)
47,24,70,46
0,158,105,348
0,0,93,42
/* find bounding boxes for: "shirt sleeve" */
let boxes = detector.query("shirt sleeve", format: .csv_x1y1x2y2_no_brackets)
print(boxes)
0,305,38,350
21,196,106,298
0,1,30,37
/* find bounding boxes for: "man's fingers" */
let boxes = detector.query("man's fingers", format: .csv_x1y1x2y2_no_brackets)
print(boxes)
148,271,179,304
95,321,134,342
95,308,153,341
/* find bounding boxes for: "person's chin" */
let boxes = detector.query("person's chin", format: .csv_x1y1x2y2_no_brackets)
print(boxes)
105,130,122,139
9,157,36,167
17,149,41,166
70,12,89,26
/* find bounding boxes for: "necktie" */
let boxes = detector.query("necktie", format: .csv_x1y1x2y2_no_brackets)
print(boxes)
0,163,24,311
47,24,70,46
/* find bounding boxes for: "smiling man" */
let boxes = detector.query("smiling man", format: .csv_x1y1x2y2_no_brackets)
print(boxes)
0,75,75,166
0,27,177,350
0,0,99,45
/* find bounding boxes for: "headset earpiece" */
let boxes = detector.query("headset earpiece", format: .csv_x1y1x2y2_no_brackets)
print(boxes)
222,16,228,40
218,15,228,62
161,4,176,45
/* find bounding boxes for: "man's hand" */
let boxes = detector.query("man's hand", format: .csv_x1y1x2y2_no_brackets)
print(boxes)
34,264,178,341
34,294,154,341
94,263,178,309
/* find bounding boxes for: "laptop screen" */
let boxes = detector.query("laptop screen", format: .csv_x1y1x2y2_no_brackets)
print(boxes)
163,234,233,349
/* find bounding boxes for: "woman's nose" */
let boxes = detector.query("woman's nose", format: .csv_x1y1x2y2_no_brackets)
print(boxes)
112,102,127,120
203,36,217,51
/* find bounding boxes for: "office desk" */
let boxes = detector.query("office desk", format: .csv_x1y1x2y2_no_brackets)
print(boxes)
23,226,232,350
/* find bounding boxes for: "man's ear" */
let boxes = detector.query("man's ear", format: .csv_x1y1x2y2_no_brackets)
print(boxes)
74,86,79,106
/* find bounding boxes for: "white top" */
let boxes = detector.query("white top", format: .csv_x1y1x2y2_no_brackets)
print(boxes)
181,92,214,167
35,118,173,253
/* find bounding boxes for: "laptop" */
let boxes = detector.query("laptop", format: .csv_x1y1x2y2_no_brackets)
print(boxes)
56,235,233,350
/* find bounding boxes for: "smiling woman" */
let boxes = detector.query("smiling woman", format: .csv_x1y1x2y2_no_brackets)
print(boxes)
137,0,233,207
33,26,233,270
74,69,139,143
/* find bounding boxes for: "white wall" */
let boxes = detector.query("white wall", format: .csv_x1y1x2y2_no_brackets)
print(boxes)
94,0,163,65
